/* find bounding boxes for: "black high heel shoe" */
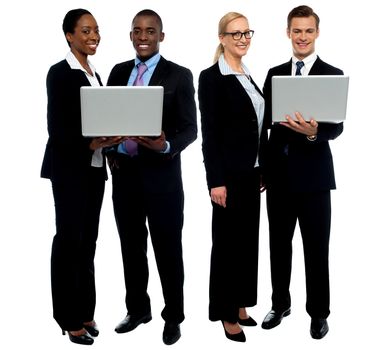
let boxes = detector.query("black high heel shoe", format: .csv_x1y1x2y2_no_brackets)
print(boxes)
238,315,257,327
221,321,246,342
62,330,94,345
84,322,99,337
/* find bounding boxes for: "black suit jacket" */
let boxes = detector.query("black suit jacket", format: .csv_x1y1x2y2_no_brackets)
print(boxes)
41,59,106,181
107,56,197,191
263,57,344,192
198,62,266,190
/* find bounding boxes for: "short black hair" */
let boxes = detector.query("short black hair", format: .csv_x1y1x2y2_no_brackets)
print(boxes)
287,5,320,29
132,9,163,32
62,8,92,46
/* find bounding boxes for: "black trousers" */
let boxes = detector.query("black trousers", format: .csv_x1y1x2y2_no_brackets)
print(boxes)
266,188,331,319
209,169,260,323
50,168,105,331
111,155,185,324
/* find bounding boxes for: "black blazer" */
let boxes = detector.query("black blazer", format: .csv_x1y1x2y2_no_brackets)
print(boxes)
263,57,344,192
41,59,106,181
107,56,197,156
198,62,266,190
107,56,197,191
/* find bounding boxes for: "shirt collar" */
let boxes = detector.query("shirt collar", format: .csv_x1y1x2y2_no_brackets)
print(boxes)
135,53,161,70
218,54,250,76
292,52,317,66
65,51,96,75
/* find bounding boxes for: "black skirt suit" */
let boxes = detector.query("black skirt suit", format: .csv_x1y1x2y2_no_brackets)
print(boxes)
198,62,266,322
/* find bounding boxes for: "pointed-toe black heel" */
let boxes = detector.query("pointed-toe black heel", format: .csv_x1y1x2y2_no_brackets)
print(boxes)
238,315,257,327
84,323,99,337
62,330,94,345
221,321,246,342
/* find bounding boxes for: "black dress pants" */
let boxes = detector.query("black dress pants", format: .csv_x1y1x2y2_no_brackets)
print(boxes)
111,155,185,324
209,169,260,323
266,187,331,319
50,168,105,331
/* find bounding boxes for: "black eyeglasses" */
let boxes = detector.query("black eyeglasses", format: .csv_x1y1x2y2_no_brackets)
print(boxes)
223,30,254,40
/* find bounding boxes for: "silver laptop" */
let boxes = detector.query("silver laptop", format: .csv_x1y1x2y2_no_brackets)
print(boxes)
272,75,349,123
80,86,164,136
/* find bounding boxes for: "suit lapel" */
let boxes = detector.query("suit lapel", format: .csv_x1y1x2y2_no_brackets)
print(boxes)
281,60,293,75
308,56,324,75
123,62,134,84
249,76,263,97
95,72,103,86
149,56,169,86
222,73,259,122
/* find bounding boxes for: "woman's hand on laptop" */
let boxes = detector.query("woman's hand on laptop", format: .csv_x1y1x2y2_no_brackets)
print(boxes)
89,136,126,150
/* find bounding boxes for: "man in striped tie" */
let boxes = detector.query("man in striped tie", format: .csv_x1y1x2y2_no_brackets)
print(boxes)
261,5,344,340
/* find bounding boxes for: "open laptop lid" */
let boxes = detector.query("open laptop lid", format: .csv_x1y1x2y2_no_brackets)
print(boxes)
80,86,163,136
272,75,349,123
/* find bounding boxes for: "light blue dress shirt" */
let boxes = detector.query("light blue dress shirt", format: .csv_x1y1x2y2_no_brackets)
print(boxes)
117,53,171,154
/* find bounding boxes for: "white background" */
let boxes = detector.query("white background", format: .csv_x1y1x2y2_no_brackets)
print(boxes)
1,0,374,349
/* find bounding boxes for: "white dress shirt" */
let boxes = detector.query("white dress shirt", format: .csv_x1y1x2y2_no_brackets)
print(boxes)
292,53,318,76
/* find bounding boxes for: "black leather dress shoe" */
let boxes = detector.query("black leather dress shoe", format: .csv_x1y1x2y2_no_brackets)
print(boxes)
84,323,99,337
63,330,94,345
162,322,181,345
238,315,257,327
115,312,152,333
221,321,246,342
261,308,291,329
310,318,329,339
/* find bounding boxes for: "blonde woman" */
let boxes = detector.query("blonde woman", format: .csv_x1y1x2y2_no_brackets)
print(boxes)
198,12,266,342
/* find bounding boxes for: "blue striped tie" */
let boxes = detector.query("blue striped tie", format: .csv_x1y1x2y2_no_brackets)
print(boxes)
295,61,304,76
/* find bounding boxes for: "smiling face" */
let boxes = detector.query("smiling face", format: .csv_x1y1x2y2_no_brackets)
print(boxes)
130,15,165,61
287,15,319,60
65,14,100,58
219,17,251,61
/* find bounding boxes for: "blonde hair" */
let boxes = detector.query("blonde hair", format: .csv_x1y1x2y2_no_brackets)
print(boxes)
213,12,247,63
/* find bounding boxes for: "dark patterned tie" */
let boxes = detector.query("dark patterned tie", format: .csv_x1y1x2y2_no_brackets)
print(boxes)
295,61,304,76
125,63,148,156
